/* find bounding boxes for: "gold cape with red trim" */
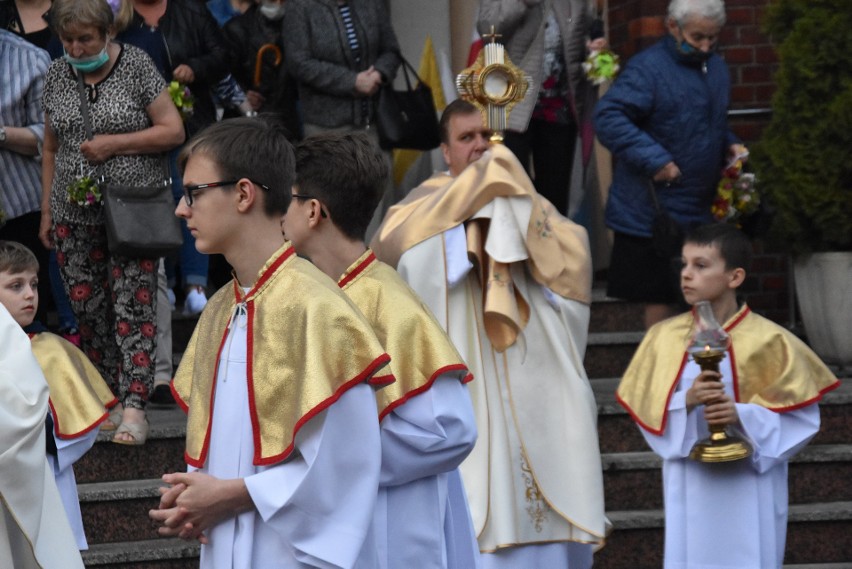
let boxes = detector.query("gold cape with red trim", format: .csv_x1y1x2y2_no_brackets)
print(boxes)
338,250,472,420
617,305,840,435
172,243,391,468
29,332,116,439
370,144,591,351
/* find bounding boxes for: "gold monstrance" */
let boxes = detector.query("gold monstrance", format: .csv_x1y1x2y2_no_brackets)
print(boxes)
456,27,530,144
687,301,752,463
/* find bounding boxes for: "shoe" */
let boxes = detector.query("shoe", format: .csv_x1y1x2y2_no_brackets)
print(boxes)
166,288,176,311
112,417,149,446
100,406,123,431
149,382,176,406
59,327,82,348
183,286,208,316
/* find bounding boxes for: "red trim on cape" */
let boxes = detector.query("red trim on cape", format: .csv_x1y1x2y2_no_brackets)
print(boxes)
338,251,376,289
48,400,110,440
378,363,470,422
252,352,392,466
184,321,232,469
234,246,296,303
368,373,396,387
246,300,264,464
171,379,189,414
765,380,841,413
616,352,690,436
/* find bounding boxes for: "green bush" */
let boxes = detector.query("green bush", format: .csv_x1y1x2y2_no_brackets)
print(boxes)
753,0,852,253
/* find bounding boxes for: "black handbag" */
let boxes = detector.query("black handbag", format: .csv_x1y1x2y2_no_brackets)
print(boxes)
647,181,684,259
375,53,441,151
75,72,182,258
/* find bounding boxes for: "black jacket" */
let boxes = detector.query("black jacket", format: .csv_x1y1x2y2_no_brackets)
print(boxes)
223,5,301,137
124,0,229,136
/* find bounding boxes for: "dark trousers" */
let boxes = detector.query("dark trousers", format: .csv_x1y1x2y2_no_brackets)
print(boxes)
504,118,577,215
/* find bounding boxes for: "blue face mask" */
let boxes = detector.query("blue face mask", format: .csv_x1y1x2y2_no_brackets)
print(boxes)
676,30,714,62
64,46,110,73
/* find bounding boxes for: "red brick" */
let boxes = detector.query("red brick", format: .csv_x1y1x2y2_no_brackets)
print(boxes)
723,47,755,64
731,85,756,104
726,8,756,25
725,0,766,6
738,25,769,45
741,65,771,83
719,27,738,45
754,45,779,64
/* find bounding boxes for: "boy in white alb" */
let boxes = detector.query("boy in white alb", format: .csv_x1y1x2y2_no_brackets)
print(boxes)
149,118,391,569
283,131,480,569
0,240,115,550
617,224,839,568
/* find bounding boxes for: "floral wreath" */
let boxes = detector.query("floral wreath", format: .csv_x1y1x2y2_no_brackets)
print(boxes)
711,147,761,227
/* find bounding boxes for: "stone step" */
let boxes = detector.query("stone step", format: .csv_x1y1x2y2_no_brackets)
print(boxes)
595,502,852,569
82,537,199,568
594,377,852,454
589,289,645,334
585,331,645,378
601,445,852,512
78,479,163,545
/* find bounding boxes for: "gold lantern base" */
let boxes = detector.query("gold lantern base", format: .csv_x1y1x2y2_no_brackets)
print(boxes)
688,348,752,463
689,431,752,463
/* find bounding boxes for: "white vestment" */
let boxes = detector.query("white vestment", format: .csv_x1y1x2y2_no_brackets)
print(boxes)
0,306,83,569
50,428,99,549
372,376,480,569
395,196,608,567
642,354,820,569
195,305,382,569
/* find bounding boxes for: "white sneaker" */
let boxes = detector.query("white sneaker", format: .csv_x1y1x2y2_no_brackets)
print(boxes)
183,287,208,315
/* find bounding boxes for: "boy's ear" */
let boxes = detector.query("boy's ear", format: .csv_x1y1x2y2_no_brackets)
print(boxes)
235,178,259,212
728,267,746,289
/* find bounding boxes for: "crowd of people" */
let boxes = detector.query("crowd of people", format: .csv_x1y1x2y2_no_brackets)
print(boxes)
0,0,841,568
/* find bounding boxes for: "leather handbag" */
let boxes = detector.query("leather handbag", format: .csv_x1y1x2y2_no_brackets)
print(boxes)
375,53,441,151
647,181,684,259
75,72,182,258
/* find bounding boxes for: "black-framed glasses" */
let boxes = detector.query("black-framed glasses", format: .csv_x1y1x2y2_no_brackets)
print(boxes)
292,193,328,218
182,179,271,206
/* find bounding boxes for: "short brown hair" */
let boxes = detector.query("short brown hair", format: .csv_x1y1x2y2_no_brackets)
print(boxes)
51,0,115,39
179,116,296,217
294,132,388,241
0,241,39,275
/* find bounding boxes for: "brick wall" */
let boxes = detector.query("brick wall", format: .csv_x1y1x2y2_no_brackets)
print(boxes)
603,0,793,325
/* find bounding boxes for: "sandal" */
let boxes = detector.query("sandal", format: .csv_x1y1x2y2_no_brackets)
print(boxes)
100,406,123,431
112,418,149,446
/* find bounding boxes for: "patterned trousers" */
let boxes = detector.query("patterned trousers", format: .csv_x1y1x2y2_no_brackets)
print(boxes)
54,221,157,410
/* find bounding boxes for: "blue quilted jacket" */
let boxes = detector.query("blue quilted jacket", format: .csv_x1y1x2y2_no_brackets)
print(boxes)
594,35,738,237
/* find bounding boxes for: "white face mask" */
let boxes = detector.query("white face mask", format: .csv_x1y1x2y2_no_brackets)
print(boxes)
259,1,285,20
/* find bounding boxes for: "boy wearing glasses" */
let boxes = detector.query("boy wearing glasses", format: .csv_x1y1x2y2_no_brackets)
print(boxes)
149,118,391,569
282,132,481,568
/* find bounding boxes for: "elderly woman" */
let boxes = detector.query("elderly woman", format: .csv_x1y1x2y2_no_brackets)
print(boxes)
38,0,184,444
594,0,742,329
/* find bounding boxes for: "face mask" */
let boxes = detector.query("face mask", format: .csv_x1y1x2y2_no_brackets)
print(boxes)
259,2,285,20
64,46,110,73
675,30,714,62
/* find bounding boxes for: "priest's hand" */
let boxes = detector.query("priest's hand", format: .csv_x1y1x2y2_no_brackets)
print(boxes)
685,370,725,412
149,472,253,542
703,394,739,427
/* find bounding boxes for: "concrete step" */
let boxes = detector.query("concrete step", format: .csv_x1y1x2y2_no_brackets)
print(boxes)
585,331,645,378
82,537,199,567
601,445,852,512
589,289,645,334
595,502,852,569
